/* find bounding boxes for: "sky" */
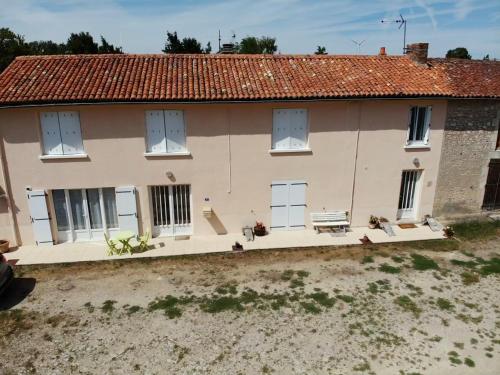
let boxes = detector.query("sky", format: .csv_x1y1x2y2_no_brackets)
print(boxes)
1,0,499,59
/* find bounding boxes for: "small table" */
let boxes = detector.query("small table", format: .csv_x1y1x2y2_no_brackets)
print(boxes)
114,231,135,254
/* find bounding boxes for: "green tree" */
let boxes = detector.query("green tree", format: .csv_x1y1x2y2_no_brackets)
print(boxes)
0,27,31,72
204,41,212,54
483,54,490,61
66,32,98,54
98,36,122,54
315,46,327,55
237,36,277,54
28,40,66,55
445,47,471,59
162,31,205,53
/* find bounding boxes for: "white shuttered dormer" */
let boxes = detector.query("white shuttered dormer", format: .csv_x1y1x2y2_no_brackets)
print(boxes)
145,110,187,155
40,111,84,157
272,109,308,151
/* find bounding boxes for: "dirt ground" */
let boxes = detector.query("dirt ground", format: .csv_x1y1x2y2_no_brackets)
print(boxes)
1,238,499,375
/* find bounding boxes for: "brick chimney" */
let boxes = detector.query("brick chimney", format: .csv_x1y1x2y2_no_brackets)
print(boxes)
406,43,428,64
379,47,386,56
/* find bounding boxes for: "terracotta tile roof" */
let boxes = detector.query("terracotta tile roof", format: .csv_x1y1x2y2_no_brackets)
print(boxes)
0,54,499,106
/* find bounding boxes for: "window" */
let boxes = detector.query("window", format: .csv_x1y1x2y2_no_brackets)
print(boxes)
145,110,187,154
272,109,308,150
482,160,500,210
40,112,84,156
150,185,192,236
406,106,431,146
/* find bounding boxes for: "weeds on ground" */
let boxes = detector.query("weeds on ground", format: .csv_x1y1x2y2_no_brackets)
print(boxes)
453,220,500,241
410,254,439,270
436,298,454,311
394,295,421,318
361,255,374,264
379,263,401,274
461,272,480,285
101,300,117,314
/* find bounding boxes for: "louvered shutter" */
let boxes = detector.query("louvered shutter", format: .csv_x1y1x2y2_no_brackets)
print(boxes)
27,190,54,246
165,110,186,153
271,182,289,229
59,112,84,154
115,186,139,234
272,110,291,150
146,111,167,153
288,181,307,228
289,109,308,149
40,112,63,155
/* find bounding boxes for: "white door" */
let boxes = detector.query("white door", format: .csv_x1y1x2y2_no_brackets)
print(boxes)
397,170,421,220
271,181,307,231
151,185,192,237
116,186,139,235
27,190,54,246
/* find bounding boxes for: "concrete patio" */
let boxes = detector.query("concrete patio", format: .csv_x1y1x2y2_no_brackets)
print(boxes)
4,224,446,266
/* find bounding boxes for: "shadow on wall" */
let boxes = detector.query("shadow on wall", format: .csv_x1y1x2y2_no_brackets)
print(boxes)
206,211,227,235
0,277,36,310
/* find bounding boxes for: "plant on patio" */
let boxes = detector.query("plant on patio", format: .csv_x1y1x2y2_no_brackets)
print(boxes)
443,226,455,238
254,221,267,236
368,215,379,229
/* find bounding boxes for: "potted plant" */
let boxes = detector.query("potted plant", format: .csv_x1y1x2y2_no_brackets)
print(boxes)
254,221,267,236
368,215,379,229
0,239,9,254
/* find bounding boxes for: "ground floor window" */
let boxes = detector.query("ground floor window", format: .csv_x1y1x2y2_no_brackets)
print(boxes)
397,170,421,220
483,159,500,210
150,185,192,236
52,187,119,242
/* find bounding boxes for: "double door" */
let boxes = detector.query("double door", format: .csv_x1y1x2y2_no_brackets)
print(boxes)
151,185,192,237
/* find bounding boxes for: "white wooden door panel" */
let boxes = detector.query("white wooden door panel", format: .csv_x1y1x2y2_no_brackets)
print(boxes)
271,181,306,230
40,112,63,155
116,186,138,234
146,110,167,153
27,190,54,246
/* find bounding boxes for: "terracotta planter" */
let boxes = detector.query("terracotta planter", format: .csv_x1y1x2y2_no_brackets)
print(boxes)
0,239,10,254
254,227,267,237
368,223,377,229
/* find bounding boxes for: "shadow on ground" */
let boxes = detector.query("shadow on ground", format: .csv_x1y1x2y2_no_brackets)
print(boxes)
0,278,36,310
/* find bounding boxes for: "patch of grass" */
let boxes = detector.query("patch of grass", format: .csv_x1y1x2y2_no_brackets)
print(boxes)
296,270,310,278
401,239,459,251
452,220,500,241
410,253,439,270
394,295,421,318
101,300,117,315
215,282,238,295
0,309,36,336
84,302,94,313
451,259,478,268
361,255,374,264
379,263,401,274
300,301,321,314
454,342,464,349
464,358,475,367
391,255,405,263
261,365,273,374
149,295,191,318
479,257,500,276
126,305,141,315
336,294,354,303
289,278,305,289
436,298,454,311
201,296,245,314
352,360,371,372
307,291,335,308
449,356,462,365
461,271,480,285
280,270,295,281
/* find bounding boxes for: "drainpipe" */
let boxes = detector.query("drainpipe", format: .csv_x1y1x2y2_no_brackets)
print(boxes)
227,107,232,194
349,102,362,223
0,136,20,247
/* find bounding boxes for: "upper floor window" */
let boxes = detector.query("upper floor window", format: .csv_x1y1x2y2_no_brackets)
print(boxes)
406,106,431,146
272,109,308,151
145,110,187,154
40,112,84,156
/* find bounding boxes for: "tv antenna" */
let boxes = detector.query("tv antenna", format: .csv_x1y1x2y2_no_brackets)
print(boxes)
381,14,407,54
351,39,365,54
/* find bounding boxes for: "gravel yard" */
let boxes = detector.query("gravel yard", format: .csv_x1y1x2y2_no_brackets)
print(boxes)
1,234,500,375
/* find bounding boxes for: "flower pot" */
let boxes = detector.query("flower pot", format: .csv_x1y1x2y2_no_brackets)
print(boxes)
254,227,267,237
0,239,9,254
368,223,377,229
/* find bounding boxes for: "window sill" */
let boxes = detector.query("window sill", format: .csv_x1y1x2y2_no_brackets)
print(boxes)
39,153,88,160
269,148,312,155
144,151,191,158
404,143,430,150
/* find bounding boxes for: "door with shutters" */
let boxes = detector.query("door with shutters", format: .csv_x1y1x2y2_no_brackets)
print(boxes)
150,185,192,237
271,181,307,230
27,190,54,246
397,170,422,220
482,159,500,210
115,186,139,235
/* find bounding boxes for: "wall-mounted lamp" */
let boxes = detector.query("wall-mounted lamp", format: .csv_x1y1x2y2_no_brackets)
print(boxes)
413,157,420,167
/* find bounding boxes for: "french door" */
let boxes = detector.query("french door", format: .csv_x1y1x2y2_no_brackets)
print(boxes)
397,170,421,220
151,185,192,237
52,188,119,242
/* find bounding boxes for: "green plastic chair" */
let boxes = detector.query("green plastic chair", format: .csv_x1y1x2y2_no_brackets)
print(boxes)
104,233,121,255
137,230,150,252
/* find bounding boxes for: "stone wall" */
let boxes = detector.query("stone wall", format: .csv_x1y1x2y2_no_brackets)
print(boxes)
433,100,500,220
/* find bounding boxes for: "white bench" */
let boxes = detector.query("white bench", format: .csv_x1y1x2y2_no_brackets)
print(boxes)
310,211,350,233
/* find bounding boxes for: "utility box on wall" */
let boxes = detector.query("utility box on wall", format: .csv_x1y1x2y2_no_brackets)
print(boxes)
202,206,213,218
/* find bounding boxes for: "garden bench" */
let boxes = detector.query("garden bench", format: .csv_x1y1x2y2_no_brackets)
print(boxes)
310,211,350,233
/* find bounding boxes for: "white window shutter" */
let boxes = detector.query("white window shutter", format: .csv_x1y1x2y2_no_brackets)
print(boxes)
40,112,63,155
288,182,307,228
59,112,84,154
115,186,139,235
289,109,307,149
145,110,167,153
272,109,291,150
165,110,186,153
271,182,289,229
424,106,432,144
27,190,54,246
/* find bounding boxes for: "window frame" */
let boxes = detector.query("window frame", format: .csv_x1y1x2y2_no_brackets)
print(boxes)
406,106,431,148
271,108,310,152
144,110,189,156
39,111,86,158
